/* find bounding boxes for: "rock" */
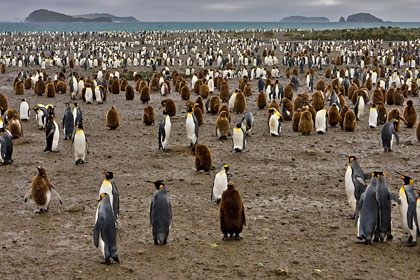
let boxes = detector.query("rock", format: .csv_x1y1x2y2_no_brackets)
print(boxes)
274,267,289,276
66,205,85,213
305,149,316,156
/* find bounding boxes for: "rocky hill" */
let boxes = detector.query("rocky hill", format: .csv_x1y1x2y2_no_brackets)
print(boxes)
26,9,112,22
74,13,138,22
280,16,329,22
346,13,383,22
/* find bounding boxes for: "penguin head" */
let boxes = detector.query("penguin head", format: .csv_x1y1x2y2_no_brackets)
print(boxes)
407,100,413,107
372,171,385,178
147,180,165,190
227,181,235,189
396,171,414,185
269,107,275,114
393,119,399,129
105,171,114,180
37,166,46,177
223,164,229,172
187,106,193,113
348,156,356,163
0,127,5,134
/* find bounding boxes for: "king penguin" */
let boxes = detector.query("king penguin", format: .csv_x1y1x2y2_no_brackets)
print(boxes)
0,127,13,165
232,123,246,152
268,108,282,136
368,104,379,128
354,93,365,121
73,122,88,164
20,99,29,121
355,172,379,245
212,164,229,203
93,193,120,265
44,111,59,152
63,103,74,140
158,111,171,152
33,104,47,129
396,172,418,246
95,85,104,104
99,172,119,222
73,103,82,127
315,109,328,134
186,106,198,146
241,112,254,135
344,156,370,215
148,180,172,245
376,172,398,241
381,119,400,152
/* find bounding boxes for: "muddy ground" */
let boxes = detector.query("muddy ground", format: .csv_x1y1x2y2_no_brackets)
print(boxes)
1,38,420,280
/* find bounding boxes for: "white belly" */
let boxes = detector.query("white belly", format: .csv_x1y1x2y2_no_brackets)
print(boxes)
315,113,326,133
213,173,228,200
228,94,236,110
232,129,244,150
269,115,280,136
186,116,196,145
368,110,377,128
20,103,29,120
85,89,93,104
52,121,59,151
345,166,356,212
74,132,86,160
357,98,365,119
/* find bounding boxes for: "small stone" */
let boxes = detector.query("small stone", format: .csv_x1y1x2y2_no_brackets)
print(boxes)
305,149,316,156
291,260,300,265
274,267,289,276
66,205,85,213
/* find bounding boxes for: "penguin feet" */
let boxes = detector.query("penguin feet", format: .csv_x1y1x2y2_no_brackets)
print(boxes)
386,233,393,240
234,234,242,241
372,236,379,242
222,234,229,241
103,258,111,265
216,199,221,204
364,240,372,245
407,242,417,247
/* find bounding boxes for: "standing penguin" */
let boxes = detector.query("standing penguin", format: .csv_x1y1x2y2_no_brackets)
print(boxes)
403,100,417,128
95,85,104,104
376,172,397,241
85,85,93,104
34,104,47,129
186,106,198,146
220,181,246,240
368,104,379,128
63,103,74,140
93,193,119,265
381,119,400,152
73,123,88,164
148,180,172,245
158,111,171,152
45,112,59,152
315,109,328,134
24,166,62,213
396,172,418,246
344,156,370,215
354,93,365,121
191,144,212,171
241,112,254,135
212,164,229,203
0,127,13,164
355,172,379,245
268,108,282,136
73,103,82,127
106,106,120,130
232,123,246,152
99,172,119,221
20,99,29,121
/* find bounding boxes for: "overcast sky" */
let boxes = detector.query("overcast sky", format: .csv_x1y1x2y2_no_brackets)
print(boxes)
0,0,419,22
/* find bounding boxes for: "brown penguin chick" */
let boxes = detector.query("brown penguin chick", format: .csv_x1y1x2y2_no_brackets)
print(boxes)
403,100,417,128
298,110,313,135
348,84,358,100
135,79,142,91
193,79,202,94
386,88,395,105
24,166,62,213
161,99,176,117
150,76,159,91
143,105,155,125
281,98,294,121
0,64,5,73
315,80,326,92
218,104,231,123
331,78,339,89
193,104,203,126
106,106,120,130
138,79,148,92
312,91,324,111
307,104,317,123
209,95,220,114
191,144,212,172
0,93,7,110
199,84,210,99
216,111,230,139
220,82,230,102
46,83,55,98
411,82,419,96
257,91,266,109
15,81,24,95
219,181,246,241
5,108,19,120
339,105,349,128
416,121,420,141
325,68,331,79
111,77,120,94
372,89,384,104
343,111,357,132
234,90,246,114
195,96,204,113
375,102,387,124
365,77,373,90
243,83,252,97
140,86,151,104
292,109,302,132
6,114,23,139
186,100,195,111
387,108,406,131
180,85,191,101
353,77,360,88
125,84,135,100
56,81,67,94
24,78,32,90
293,93,309,111
401,84,409,98
327,103,340,127
34,78,46,96
284,83,294,100
120,78,128,92
393,89,404,105
69,59,74,69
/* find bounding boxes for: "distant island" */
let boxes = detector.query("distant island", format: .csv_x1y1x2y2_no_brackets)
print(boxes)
25,9,138,23
346,13,383,22
73,13,138,22
280,16,329,23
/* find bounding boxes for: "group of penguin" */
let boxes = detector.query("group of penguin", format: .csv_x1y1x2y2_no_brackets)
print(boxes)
345,156,420,245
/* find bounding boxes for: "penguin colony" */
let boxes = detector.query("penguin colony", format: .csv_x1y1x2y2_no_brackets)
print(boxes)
2,29,420,275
